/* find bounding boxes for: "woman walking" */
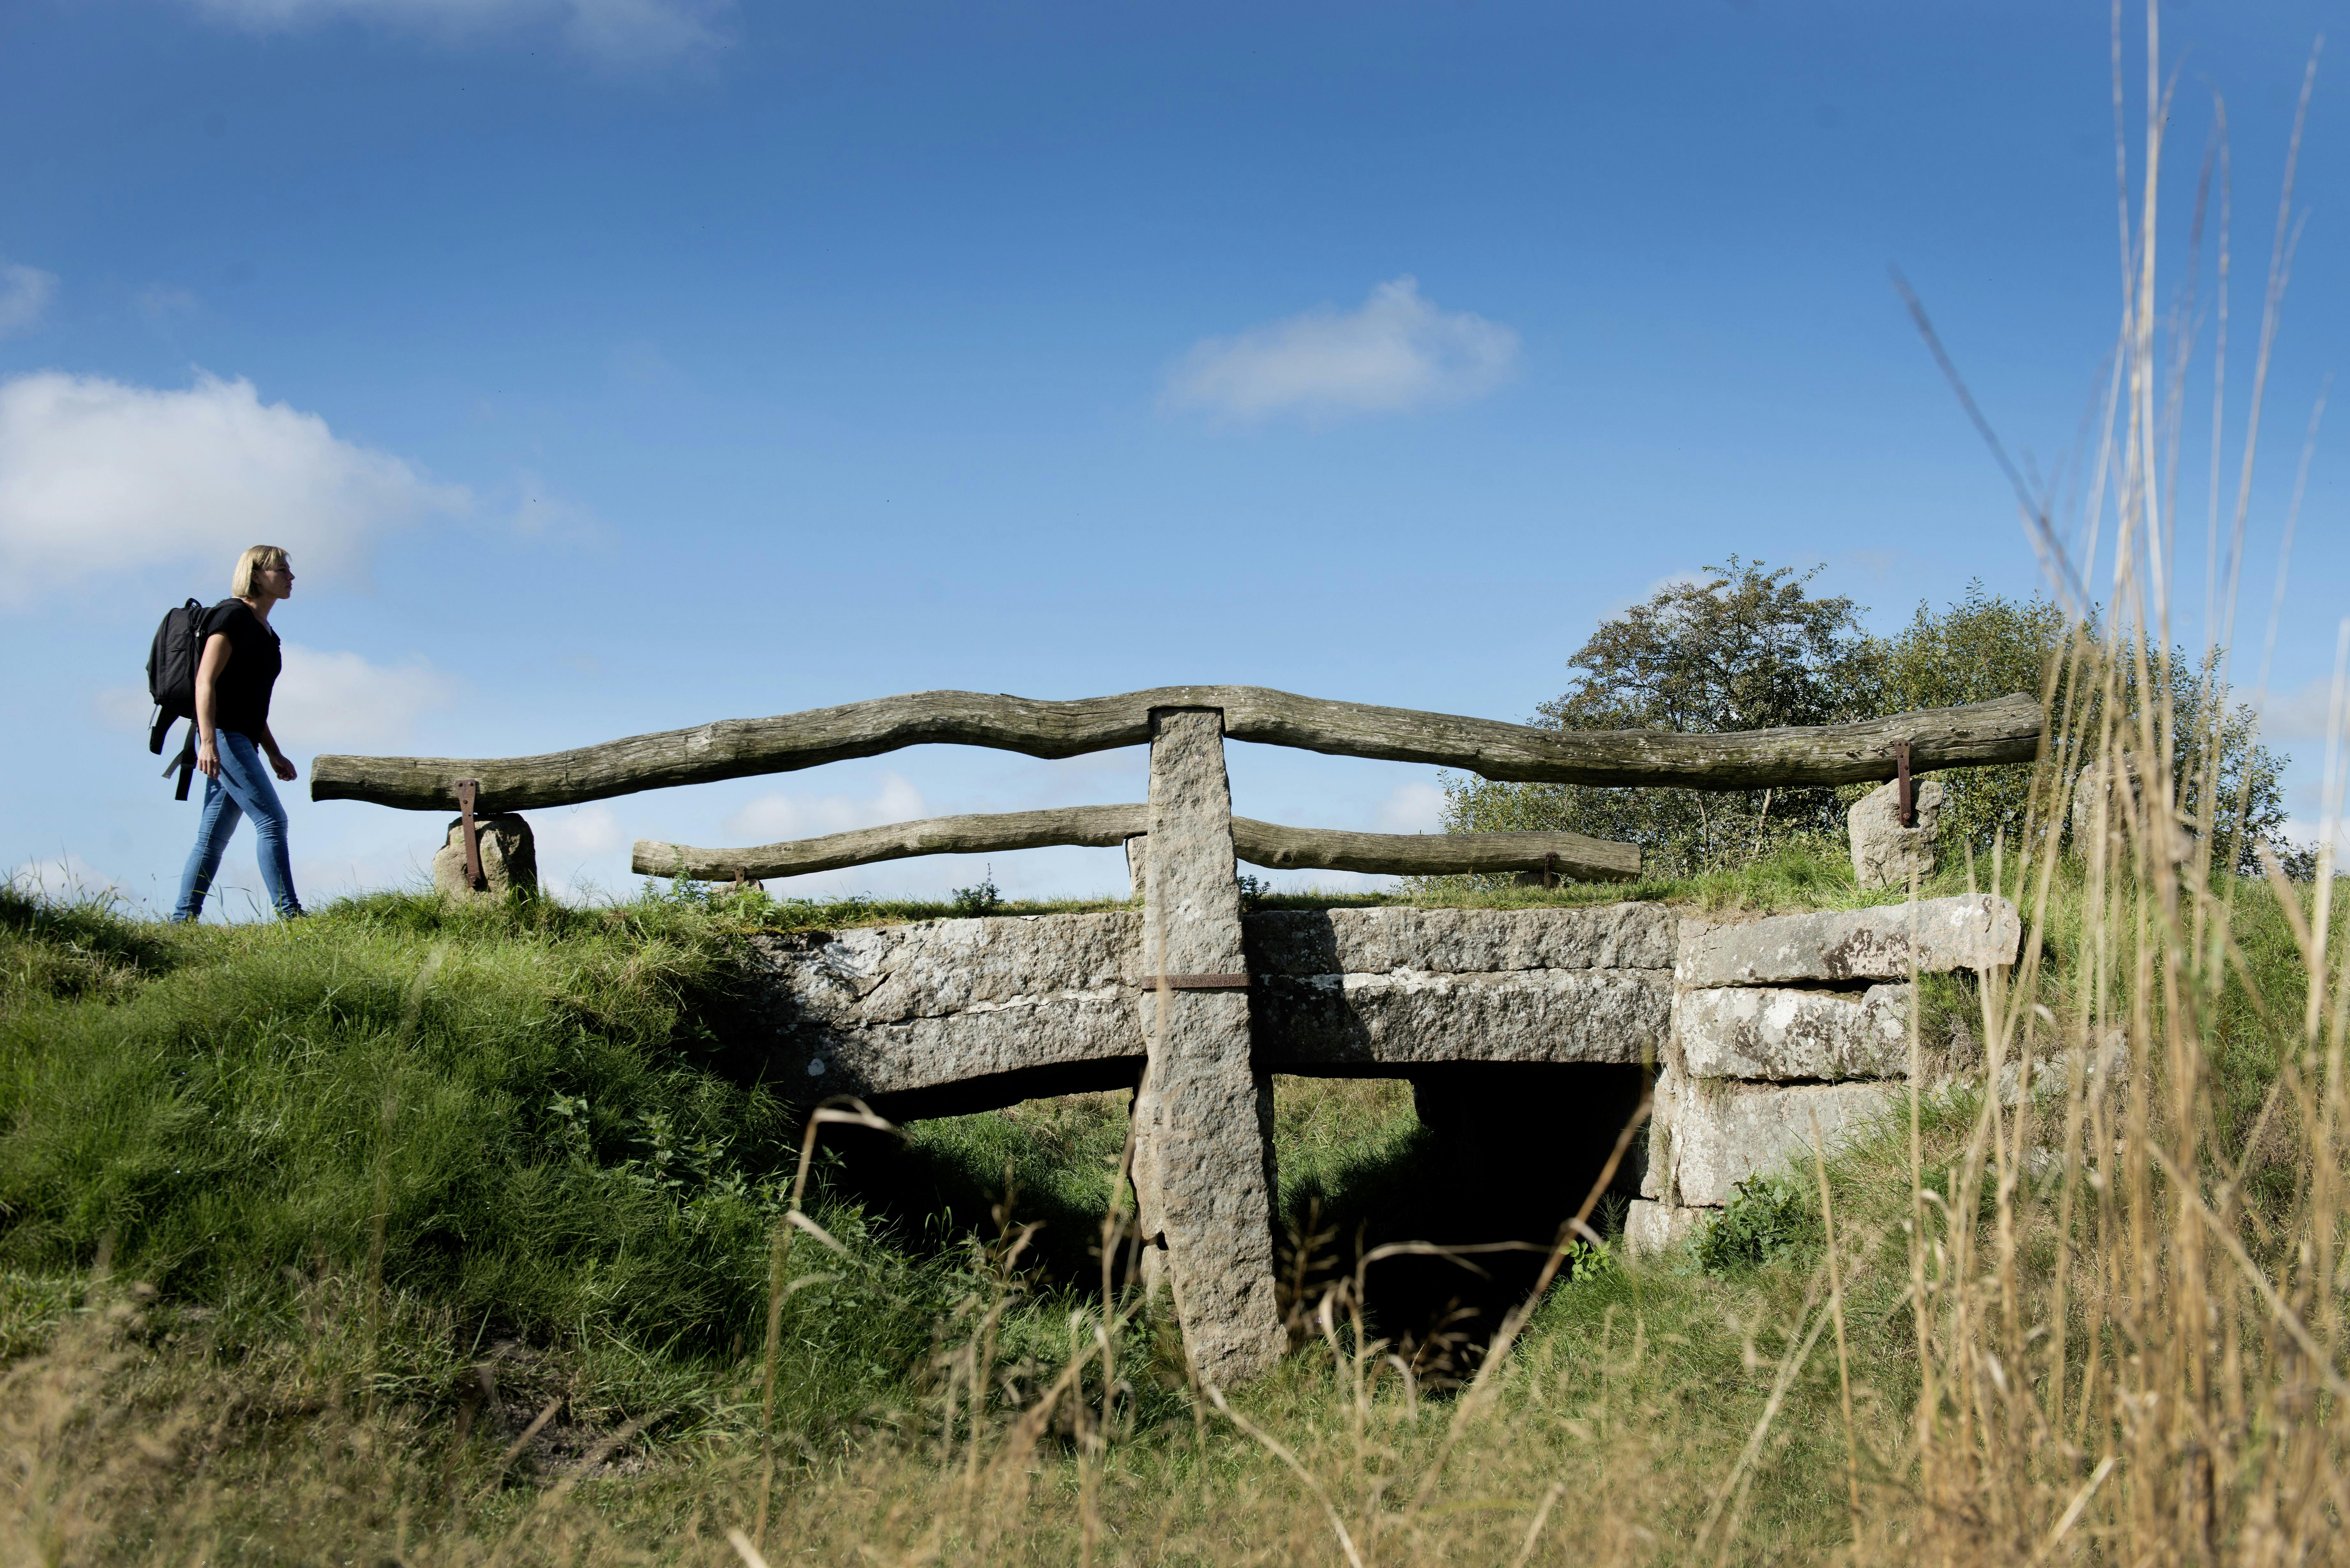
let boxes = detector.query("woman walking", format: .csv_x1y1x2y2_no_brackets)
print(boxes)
171,545,305,922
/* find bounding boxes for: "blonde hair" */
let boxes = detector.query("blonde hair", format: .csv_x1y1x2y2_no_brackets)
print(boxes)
231,545,289,598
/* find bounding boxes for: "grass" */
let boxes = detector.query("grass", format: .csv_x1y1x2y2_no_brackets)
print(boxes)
1,799,2337,1565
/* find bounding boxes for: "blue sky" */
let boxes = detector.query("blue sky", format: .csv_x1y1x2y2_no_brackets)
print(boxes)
3,0,2345,913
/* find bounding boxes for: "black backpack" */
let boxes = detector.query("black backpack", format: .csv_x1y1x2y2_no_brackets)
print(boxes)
147,598,211,800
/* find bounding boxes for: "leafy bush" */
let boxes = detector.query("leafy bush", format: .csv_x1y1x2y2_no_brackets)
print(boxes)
1694,1174,1820,1274
1560,1237,1625,1286
949,868,1004,916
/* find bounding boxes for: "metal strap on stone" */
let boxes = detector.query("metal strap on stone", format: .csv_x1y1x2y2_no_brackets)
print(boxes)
454,778,486,891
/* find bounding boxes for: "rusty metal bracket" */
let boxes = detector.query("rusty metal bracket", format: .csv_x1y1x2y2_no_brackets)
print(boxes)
1542,851,1559,889
1893,740,1915,829
1134,974,1253,991
455,779,486,891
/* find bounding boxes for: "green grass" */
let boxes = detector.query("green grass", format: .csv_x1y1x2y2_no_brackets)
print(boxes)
0,853,2326,1563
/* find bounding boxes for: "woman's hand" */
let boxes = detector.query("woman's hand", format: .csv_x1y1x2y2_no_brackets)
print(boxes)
268,749,298,783
196,736,221,779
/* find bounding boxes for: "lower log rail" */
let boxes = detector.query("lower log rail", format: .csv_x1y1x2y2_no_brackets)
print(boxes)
631,805,1640,882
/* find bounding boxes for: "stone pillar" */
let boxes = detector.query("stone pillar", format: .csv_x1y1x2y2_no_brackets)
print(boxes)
1123,833,1149,902
1847,778,1943,890
1627,895,2021,1255
1129,708,1286,1388
433,813,539,899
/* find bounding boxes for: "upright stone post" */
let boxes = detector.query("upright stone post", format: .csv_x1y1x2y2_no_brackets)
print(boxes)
1129,707,1287,1387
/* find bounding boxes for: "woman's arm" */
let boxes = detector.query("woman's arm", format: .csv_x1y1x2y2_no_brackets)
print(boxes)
194,632,232,780
257,720,297,782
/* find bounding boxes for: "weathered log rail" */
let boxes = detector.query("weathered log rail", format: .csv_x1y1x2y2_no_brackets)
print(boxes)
310,687,2044,813
632,807,1641,882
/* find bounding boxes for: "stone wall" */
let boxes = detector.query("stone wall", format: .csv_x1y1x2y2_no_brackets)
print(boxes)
1626,893,2020,1255
744,902,1676,1116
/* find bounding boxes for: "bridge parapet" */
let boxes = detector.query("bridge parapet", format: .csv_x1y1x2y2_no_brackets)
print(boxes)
747,902,1677,1111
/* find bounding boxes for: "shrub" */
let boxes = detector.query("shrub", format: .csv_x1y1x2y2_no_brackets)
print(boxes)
1694,1174,1819,1274
949,868,1004,917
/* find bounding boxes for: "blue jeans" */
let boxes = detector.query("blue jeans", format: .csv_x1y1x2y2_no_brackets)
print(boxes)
173,729,303,921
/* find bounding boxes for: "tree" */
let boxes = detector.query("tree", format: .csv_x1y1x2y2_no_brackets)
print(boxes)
1875,581,2065,855
1440,559,1880,878
1444,569,2303,882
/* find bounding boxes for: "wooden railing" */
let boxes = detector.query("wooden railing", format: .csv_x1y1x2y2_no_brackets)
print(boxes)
310,687,2042,811
310,685,2044,886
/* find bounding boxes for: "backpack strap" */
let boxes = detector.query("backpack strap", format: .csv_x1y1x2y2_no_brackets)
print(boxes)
164,726,198,801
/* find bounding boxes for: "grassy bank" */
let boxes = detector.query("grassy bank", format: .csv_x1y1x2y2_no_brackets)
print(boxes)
0,835,2336,1564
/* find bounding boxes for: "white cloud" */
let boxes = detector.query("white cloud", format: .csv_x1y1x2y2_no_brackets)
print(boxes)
0,370,467,605
2254,677,2348,743
534,803,627,860
1374,781,1448,835
528,803,628,898
271,645,461,751
562,0,720,58
0,259,58,337
723,773,927,843
1163,276,1519,422
186,0,728,63
89,644,455,750
2273,817,2350,857
8,852,121,899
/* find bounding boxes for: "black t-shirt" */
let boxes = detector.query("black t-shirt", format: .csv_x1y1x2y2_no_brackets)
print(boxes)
205,598,283,741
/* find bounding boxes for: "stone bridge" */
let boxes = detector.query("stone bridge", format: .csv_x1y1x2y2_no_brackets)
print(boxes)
314,684,2037,1385
743,880,2019,1384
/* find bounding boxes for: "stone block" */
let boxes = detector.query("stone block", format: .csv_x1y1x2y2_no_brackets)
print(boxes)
1255,969,1670,1068
760,913,1141,1025
1676,983,1911,1081
1675,894,2020,987
1624,1199,1709,1256
1848,777,1944,890
746,914,1142,1104
433,813,538,899
1247,902,1676,977
1660,1077,1899,1208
